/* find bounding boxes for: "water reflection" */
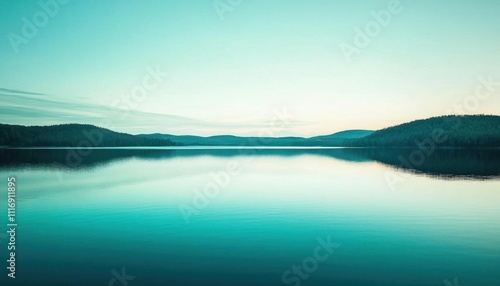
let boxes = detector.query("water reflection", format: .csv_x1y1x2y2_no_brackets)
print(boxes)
1,147,499,179
349,148,500,179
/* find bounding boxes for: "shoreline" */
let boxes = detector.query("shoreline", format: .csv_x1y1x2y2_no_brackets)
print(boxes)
2,146,500,150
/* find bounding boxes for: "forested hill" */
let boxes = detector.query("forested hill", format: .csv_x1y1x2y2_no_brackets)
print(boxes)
350,115,500,148
2,115,499,148
140,129,373,146
0,124,176,147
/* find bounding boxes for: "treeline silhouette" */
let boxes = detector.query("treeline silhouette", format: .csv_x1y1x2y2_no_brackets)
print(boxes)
350,115,500,148
1,115,499,148
0,123,176,147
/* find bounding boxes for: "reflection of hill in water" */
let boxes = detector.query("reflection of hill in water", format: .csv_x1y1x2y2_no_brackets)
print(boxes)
1,148,499,180
348,148,500,180
0,148,370,170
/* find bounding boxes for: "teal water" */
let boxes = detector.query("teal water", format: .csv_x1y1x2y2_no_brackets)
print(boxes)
0,149,499,285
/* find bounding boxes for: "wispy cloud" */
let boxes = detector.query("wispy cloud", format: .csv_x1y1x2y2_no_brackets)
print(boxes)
0,88,47,96
1,88,309,135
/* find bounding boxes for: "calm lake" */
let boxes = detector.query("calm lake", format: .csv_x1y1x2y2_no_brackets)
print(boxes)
0,148,499,286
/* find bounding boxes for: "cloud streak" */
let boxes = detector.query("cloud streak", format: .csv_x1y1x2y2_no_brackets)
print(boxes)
1,88,309,136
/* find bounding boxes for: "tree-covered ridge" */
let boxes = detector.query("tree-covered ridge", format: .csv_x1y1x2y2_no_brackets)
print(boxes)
0,123,176,147
1,115,499,148
141,130,373,146
350,115,500,148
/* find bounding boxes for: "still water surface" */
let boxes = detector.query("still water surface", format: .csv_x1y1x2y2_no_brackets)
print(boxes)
0,148,499,285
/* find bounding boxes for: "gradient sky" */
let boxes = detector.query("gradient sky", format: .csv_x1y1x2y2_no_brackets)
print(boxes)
1,0,500,136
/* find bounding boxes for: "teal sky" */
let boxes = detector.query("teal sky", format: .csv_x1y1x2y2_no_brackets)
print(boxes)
1,0,499,136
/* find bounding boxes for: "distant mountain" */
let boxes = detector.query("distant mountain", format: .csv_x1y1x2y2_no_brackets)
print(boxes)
350,115,500,148
2,115,499,148
140,134,307,146
140,129,374,147
308,130,374,145
311,130,374,140
0,123,175,147
0,123,372,148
